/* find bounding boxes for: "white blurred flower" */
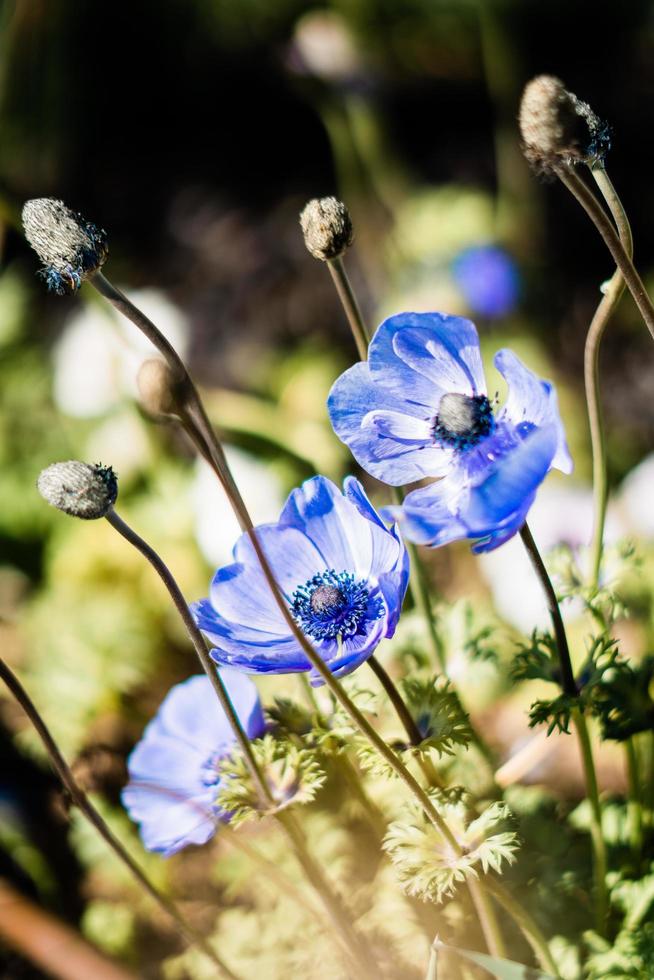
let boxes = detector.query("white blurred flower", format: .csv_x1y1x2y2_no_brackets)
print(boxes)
192,448,285,568
619,451,654,539
85,410,152,481
291,11,360,82
478,483,625,633
53,288,189,418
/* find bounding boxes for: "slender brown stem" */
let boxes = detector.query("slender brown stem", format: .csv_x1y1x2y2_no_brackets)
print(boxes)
326,256,370,359
584,165,632,588
554,164,654,340
519,524,608,935
104,508,273,809
368,655,423,746
0,658,239,980
519,523,577,697
103,513,378,976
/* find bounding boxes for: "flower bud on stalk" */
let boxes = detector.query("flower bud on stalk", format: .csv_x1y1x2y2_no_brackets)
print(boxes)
300,196,354,260
22,198,108,294
519,75,610,174
137,358,181,417
37,461,117,520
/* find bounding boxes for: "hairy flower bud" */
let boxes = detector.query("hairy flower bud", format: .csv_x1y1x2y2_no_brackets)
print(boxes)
300,197,354,260
137,358,181,416
22,198,108,295
37,461,117,519
519,75,610,173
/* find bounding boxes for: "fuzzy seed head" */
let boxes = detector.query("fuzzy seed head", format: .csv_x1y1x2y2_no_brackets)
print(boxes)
300,197,354,260
137,359,180,416
37,461,118,519
519,75,609,173
22,198,108,294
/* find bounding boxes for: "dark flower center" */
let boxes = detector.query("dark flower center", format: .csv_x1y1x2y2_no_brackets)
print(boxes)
292,569,382,642
431,393,494,450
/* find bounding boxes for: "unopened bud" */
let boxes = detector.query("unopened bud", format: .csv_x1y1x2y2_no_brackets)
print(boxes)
22,198,108,295
300,197,353,261
37,461,117,519
519,75,610,173
137,358,181,416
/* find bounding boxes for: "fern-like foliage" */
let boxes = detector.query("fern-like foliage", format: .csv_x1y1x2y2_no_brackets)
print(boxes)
401,676,473,757
216,734,326,826
585,922,654,978
383,798,519,903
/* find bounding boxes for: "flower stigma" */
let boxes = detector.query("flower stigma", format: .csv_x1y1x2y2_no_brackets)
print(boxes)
292,569,382,642
431,393,494,451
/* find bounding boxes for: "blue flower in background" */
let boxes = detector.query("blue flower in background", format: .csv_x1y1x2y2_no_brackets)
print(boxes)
452,244,519,319
193,476,408,684
122,671,265,855
328,312,571,552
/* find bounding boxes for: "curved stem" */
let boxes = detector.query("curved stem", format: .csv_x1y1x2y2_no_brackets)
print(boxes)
276,810,378,978
467,880,507,960
519,524,577,697
104,509,273,810
484,877,559,976
0,658,239,980
368,655,423,746
572,709,608,933
104,511,377,976
554,165,654,340
519,525,607,934
584,166,632,588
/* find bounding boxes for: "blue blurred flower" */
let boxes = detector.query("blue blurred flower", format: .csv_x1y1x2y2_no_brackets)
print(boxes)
193,476,408,684
452,244,519,319
328,312,571,552
122,671,265,856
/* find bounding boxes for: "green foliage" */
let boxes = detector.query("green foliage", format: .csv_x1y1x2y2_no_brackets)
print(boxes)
431,939,556,979
585,922,654,979
216,734,326,826
384,799,519,903
588,655,654,741
401,675,473,756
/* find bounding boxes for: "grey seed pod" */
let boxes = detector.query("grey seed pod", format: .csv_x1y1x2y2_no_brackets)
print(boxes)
299,197,354,260
22,198,108,294
137,359,180,416
37,461,118,519
519,75,608,173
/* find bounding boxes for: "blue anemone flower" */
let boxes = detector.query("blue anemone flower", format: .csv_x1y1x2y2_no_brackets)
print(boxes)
192,476,409,684
328,312,571,553
122,670,264,856
452,244,520,319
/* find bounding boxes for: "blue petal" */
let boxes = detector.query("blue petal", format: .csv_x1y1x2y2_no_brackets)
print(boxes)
383,477,470,548
209,642,310,675
155,673,264,752
309,616,387,686
495,349,572,475
279,475,401,581
369,312,486,405
208,561,287,634
463,424,559,535
122,781,217,856
328,362,451,485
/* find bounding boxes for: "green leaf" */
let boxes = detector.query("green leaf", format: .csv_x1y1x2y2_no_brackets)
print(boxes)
431,939,556,979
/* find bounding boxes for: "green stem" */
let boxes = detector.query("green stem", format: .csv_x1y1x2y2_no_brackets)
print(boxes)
572,709,608,934
554,165,654,341
625,738,643,872
0,659,239,980
275,810,379,978
467,879,507,960
584,166,632,588
484,877,560,976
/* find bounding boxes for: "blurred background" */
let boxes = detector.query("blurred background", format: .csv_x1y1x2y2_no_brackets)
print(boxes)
3,1,654,976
